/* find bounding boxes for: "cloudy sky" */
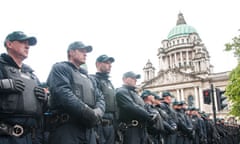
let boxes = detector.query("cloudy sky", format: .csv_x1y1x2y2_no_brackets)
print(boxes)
0,0,239,87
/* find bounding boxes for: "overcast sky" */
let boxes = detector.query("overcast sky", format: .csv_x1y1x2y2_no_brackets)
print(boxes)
0,0,239,87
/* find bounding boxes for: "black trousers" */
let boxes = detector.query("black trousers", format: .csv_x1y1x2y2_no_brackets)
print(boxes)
95,124,115,144
48,123,97,144
123,127,147,144
163,133,177,144
0,133,32,144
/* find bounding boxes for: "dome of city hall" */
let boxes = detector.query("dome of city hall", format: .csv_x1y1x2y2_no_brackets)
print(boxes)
167,13,197,39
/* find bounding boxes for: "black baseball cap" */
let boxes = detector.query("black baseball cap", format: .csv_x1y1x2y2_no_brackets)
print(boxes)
162,91,174,98
96,54,115,63
4,31,37,47
172,101,181,106
122,71,141,79
141,90,152,99
68,41,92,53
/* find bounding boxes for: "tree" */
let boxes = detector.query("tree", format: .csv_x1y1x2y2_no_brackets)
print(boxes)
224,33,240,117
225,34,240,61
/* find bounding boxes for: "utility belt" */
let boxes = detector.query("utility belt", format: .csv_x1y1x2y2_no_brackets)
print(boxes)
119,120,145,130
0,122,35,137
44,112,70,131
177,131,187,137
45,113,70,124
44,112,97,130
101,119,113,126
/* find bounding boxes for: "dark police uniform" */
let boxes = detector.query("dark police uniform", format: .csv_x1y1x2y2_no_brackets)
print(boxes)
144,103,164,144
173,103,193,144
0,53,46,144
47,61,105,144
191,113,205,144
154,103,177,143
159,101,178,144
91,72,117,144
202,116,220,144
141,90,165,144
116,85,155,144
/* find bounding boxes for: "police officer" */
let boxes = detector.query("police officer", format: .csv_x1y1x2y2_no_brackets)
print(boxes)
153,94,178,144
189,107,205,144
0,31,48,144
46,41,105,144
116,71,157,144
201,113,220,144
91,54,117,144
179,101,193,144
158,91,178,144
172,101,193,144
141,90,164,144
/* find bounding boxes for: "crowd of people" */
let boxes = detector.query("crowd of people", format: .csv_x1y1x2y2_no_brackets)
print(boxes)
0,31,239,144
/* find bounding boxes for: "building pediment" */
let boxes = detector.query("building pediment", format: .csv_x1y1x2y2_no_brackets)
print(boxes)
142,69,202,88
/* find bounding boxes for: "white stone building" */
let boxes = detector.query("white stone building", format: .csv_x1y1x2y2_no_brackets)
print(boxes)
141,13,230,118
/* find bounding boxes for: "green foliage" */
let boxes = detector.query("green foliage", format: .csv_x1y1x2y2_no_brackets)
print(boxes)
225,34,240,117
225,35,240,61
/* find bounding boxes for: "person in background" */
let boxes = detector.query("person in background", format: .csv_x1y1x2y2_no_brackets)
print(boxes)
141,90,164,144
0,31,48,144
158,91,178,144
172,101,193,144
91,54,117,144
115,71,158,144
153,94,177,144
46,41,105,144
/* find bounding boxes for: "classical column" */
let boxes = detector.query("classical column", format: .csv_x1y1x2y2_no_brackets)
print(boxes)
159,56,162,70
176,89,180,101
174,53,177,68
144,70,147,81
162,56,166,70
180,52,183,66
169,54,172,68
186,51,189,65
198,87,203,111
194,87,199,108
181,89,184,101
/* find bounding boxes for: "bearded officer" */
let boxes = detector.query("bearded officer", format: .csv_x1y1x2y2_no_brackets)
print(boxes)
91,54,117,144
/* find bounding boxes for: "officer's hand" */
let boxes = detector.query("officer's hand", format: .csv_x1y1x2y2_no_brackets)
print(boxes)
34,86,48,102
93,108,104,117
82,105,99,127
0,79,25,92
148,114,158,125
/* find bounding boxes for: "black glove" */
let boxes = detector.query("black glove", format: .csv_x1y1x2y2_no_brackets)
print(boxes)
0,79,25,92
81,105,99,128
34,86,48,102
148,113,164,133
93,108,104,117
148,114,158,125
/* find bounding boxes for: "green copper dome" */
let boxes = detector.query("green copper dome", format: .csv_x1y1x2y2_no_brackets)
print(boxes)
167,24,197,39
167,13,197,39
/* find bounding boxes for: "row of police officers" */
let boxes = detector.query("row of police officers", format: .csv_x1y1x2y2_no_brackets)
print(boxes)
0,31,239,144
